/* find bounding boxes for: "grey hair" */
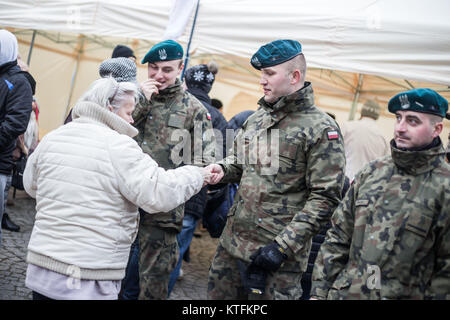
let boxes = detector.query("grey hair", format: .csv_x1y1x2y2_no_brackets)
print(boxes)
78,77,138,112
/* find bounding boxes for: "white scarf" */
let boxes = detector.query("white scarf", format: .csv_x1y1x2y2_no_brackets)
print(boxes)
0,29,18,66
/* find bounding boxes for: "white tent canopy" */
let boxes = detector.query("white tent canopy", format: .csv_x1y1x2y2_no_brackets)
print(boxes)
1,0,449,141
2,0,449,84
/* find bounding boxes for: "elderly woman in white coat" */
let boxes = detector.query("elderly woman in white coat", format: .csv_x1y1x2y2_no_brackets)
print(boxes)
23,77,209,300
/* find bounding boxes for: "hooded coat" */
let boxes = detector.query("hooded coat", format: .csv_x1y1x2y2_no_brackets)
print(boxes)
0,30,33,174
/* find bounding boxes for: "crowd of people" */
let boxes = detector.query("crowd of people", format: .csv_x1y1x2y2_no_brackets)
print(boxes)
0,29,449,300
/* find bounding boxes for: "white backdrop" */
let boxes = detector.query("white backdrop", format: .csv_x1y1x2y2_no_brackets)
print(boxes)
1,0,449,84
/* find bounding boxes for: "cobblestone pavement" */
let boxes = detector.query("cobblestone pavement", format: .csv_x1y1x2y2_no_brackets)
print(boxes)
0,190,219,300
168,230,219,300
0,191,34,300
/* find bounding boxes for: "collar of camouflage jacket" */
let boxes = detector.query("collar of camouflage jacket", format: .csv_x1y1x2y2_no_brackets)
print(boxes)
258,82,315,119
152,78,182,103
390,137,446,175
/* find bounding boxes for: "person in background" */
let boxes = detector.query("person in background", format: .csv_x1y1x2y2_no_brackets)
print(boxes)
112,44,136,63
65,56,137,124
23,77,210,300
0,30,33,240
2,53,37,232
23,97,39,155
340,100,389,182
311,88,449,300
211,98,223,114
300,110,350,300
201,110,255,240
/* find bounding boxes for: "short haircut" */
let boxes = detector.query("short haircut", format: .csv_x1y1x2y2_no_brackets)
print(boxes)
284,53,307,81
427,113,444,126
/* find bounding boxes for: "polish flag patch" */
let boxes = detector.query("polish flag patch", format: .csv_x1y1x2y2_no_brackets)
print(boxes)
206,112,212,120
327,130,339,140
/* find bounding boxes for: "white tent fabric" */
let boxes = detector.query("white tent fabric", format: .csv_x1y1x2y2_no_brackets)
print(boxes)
1,0,449,84
163,0,198,40
1,1,449,143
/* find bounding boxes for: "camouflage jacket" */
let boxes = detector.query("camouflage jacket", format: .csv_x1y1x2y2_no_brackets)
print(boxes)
132,79,215,231
219,82,346,272
311,140,450,300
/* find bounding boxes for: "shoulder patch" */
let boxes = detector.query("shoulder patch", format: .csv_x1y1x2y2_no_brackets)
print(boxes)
4,79,14,91
327,130,339,140
206,112,211,120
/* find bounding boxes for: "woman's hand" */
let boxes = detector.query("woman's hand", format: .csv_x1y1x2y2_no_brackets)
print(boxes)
203,164,224,185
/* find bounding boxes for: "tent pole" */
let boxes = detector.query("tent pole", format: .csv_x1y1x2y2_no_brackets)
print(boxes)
64,36,85,123
27,30,37,66
404,80,415,89
348,74,364,120
181,0,200,81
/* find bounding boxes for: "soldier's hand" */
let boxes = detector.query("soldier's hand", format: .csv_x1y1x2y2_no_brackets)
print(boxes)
204,164,224,185
244,263,267,295
140,79,160,100
250,242,287,272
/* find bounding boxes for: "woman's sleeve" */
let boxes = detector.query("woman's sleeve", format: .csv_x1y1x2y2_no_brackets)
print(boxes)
108,134,204,213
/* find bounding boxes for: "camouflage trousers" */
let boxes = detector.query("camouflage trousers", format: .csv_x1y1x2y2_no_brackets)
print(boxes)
138,224,178,300
207,243,303,300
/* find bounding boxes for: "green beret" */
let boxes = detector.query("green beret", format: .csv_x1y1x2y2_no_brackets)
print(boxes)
388,88,448,118
250,39,302,70
141,40,184,64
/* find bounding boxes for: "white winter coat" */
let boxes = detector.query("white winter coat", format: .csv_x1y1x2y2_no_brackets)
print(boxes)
23,101,204,280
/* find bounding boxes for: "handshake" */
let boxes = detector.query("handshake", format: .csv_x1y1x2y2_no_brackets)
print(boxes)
201,164,225,187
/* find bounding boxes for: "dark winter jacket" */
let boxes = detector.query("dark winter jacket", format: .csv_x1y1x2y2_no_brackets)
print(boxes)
184,88,228,220
187,87,228,159
226,110,255,134
0,61,33,175
300,176,350,299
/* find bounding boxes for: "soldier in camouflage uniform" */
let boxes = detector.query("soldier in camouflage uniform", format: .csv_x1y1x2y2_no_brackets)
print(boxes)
311,88,450,300
205,40,346,300
133,40,215,300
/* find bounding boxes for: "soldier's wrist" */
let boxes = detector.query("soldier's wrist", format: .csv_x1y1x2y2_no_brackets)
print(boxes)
274,238,291,258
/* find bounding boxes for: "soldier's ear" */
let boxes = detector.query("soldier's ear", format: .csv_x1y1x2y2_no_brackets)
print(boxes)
290,69,301,85
431,122,443,138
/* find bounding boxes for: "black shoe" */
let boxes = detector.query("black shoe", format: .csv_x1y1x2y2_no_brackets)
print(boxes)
2,213,20,232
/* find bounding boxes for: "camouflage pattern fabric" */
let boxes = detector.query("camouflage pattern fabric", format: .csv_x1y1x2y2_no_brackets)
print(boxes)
311,140,450,300
133,79,215,300
133,79,215,231
207,82,346,299
138,226,178,300
208,243,303,300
